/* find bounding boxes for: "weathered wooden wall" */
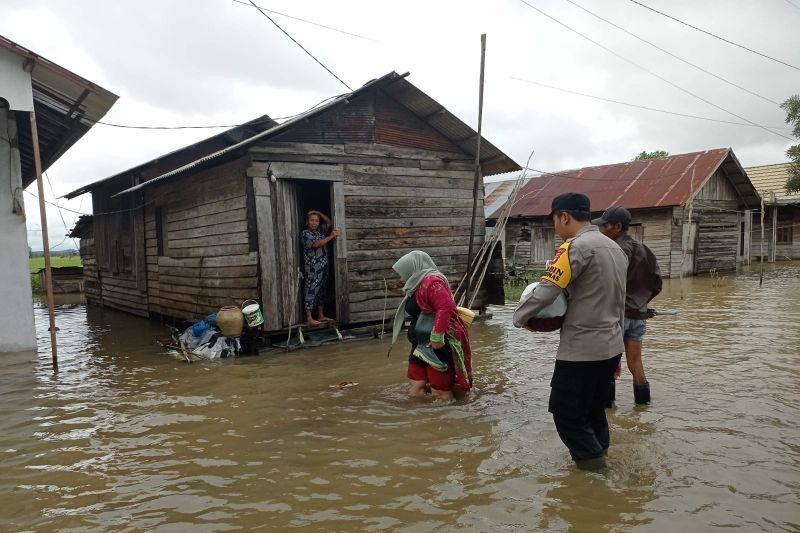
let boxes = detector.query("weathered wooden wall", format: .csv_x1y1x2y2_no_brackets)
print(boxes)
79,224,102,304
91,182,149,316
249,141,485,325
505,209,672,275
688,170,741,274
750,205,800,261
635,209,672,277
143,157,259,321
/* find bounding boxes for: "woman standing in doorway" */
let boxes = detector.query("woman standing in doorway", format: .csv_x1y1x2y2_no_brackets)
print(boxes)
301,210,338,326
390,250,473,400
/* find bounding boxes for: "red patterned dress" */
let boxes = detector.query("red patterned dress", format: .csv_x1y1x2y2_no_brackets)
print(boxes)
414,274,473,391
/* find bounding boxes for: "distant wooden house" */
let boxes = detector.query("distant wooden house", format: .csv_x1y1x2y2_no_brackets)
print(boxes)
65,71,520,331
744,163,800,261
37,266,84,294
492,149,760,277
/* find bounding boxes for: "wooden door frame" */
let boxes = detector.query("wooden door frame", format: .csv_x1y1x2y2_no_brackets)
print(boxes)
250,161,348,330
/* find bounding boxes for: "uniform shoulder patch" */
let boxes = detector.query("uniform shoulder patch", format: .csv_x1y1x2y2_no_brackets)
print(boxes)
541,240,572,289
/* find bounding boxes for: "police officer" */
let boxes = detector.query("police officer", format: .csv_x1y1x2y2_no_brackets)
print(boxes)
513,193,627,471
593,206,662,404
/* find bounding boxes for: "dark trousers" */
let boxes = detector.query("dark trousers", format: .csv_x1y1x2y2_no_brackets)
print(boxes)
548,354,622,461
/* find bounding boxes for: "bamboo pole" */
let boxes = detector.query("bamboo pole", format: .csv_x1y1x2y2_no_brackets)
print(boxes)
30,112,58,369
759,196,765,287
465,33,486,307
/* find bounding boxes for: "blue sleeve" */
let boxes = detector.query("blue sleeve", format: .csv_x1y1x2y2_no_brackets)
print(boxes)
301,230,315,249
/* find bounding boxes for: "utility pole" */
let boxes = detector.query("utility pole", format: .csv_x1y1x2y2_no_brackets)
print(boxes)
465,34,486,307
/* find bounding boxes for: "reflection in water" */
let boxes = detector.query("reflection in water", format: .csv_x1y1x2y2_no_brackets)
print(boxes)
0,262,798,531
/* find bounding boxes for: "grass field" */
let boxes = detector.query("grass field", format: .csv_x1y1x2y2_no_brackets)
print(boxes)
29,255,82,293
504,270,544,302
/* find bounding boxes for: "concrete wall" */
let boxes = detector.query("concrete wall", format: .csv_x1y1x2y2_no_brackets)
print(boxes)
0,107,36,352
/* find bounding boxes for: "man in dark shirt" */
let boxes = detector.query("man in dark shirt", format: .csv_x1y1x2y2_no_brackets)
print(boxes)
593,207,662,404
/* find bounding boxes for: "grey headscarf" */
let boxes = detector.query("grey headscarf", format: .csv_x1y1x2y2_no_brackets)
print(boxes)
389,251,448,348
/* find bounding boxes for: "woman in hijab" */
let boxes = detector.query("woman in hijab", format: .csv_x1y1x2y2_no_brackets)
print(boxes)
391,250,472,400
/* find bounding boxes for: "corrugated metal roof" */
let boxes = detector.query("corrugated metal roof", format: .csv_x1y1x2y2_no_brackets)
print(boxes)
484,178,531,218
113,71,520,196
501,148,760,218
0,35,118,187
744,163,800,205
63,114,276,199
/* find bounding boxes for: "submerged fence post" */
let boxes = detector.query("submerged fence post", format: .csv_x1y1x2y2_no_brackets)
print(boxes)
30,111,58,369
465,33,486,307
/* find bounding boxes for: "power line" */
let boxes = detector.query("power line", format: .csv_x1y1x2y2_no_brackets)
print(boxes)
231,0,376,41
516,0,795,142
628,0,800,71
44,171,79,250
784,0,800,10
562,0,781,106
244,0,352,91
511,77,791,130
75,93,343,131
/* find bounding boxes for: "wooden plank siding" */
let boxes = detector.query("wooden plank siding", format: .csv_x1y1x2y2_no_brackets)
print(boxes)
749,206,800,261
91,180,149,317
142,157,259,321
79,229,102,305
250,141,487,327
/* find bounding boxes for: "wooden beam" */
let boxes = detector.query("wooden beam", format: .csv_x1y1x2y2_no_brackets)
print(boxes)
333,181,350,324
30,111,58,369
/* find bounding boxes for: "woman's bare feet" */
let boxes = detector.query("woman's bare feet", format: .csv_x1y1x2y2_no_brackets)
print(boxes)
318,315,334,323
305,315,322,327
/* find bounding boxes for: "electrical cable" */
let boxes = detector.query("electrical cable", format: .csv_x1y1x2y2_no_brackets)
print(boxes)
244,0,352,91
628,0,800,71
511,77,791,130
561,0,781,106
231,0,376,41
517,0,796,142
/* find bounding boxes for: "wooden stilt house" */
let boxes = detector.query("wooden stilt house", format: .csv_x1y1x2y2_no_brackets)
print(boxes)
65,72,520,331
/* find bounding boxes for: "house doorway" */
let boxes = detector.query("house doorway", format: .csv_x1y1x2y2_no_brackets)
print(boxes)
297,180,337,324
274,178,339,327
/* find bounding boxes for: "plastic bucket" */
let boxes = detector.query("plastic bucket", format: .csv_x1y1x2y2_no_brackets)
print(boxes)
241,299,264,328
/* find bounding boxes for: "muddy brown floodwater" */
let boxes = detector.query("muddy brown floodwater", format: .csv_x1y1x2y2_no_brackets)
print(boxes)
1,263,798,532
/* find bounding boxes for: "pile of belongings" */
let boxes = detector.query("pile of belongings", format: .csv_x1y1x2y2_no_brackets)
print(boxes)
179,312,241,359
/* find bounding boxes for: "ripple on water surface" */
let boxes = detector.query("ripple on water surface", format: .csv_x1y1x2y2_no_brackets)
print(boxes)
0,264,798,531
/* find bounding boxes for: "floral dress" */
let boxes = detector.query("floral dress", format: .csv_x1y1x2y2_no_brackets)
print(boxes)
301,226,330,314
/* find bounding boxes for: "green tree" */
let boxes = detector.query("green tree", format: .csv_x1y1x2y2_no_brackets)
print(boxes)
781,95,800,193
633,150,670,161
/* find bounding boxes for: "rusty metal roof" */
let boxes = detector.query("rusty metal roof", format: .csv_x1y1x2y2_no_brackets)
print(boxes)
113,71,520,196
484,178,531,218
501,148,760,218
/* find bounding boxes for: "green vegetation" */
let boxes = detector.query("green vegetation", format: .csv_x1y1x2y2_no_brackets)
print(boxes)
633,150,670,161
504,270,544,302
781,95,800,193
29,255,82,293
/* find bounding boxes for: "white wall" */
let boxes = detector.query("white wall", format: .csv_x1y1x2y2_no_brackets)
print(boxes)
0,107,37,352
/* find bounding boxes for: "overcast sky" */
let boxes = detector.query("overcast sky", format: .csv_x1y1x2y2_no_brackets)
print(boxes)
3,0,798,250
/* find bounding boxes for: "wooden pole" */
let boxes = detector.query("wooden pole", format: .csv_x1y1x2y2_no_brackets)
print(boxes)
465,33,486,307
30,112,58,369
770,203,777,263
759,196,765,287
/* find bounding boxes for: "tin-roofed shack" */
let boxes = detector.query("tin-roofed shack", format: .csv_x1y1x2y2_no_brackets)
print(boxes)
744,163,800,262
492,149,760,277
66,72,520,331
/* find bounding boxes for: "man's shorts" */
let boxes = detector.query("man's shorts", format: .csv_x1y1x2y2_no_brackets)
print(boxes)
623,318,646,342
407,360,454,391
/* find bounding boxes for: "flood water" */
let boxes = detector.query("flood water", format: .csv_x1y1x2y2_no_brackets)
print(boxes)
1,263,799,532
